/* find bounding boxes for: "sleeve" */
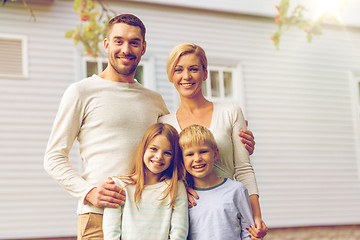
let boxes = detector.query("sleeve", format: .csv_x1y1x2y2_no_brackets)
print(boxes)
103,178,124,240
169,181,189,240
237,185,255,240
43,84,94,200
231,105,259,196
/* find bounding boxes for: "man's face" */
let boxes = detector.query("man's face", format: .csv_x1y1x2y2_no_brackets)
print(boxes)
104,23,146,77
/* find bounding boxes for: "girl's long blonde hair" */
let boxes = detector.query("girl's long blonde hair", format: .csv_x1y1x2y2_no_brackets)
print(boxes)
120,123,185,207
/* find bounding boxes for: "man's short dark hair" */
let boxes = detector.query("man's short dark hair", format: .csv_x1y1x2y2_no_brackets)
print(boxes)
107,14,146,41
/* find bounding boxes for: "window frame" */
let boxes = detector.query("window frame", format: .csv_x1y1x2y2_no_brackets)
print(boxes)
202,63,246,112
350,72,360,176
0,33,28,79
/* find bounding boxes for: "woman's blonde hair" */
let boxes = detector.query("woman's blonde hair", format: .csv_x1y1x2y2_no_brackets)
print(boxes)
121,123,185,207
166,43,208,82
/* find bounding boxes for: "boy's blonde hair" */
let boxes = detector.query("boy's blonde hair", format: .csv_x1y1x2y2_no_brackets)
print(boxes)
179,124,218,152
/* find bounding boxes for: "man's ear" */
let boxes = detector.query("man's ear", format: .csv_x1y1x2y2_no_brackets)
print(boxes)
103,38,109,53
141,40,147,56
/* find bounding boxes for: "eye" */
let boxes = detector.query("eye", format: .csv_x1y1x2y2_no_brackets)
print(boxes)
190,68,199,72
186,152,194,157
130,41,140,46
164,151,172,156
174,68,182,73
200,150,209,154
150,147,157,151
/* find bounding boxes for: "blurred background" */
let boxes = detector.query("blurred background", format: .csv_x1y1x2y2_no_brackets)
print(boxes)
1,0,360,239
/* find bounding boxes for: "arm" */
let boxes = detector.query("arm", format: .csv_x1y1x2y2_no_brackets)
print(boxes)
44,85,125,208
237,186,255,240
102,178,124,240
169,182,189,240
231,106,267,238
44,84,92,199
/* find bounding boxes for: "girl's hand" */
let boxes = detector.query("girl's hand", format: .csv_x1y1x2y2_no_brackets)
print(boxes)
186,187,199,208
247,219,268,239
84,177,126,208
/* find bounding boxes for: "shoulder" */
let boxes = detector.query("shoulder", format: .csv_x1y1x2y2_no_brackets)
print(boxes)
111,176,132,188
158,112,176,124
225,178,247,191
214,102,243,114
63,76,98,97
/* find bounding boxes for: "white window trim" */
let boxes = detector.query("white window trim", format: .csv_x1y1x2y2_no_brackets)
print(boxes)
349,71,360,178
204,63,246,114
0,33,28,79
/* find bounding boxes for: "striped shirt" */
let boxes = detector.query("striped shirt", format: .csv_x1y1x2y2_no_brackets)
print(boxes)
103,177,188,240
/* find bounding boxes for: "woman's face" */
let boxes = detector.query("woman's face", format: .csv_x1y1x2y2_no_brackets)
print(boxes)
171,53,207,99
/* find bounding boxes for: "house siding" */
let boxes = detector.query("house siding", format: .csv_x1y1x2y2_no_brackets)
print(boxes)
0,0,360,238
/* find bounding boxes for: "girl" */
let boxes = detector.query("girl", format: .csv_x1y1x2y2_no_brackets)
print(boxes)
102,123,188,240
159,43,267,239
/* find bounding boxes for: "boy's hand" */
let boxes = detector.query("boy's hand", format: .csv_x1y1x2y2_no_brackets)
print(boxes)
186,187,199,208
247,219,268,239
84,177,126,208
239,120,255,155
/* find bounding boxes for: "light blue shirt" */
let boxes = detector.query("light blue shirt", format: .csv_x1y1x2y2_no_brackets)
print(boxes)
188,178,254,240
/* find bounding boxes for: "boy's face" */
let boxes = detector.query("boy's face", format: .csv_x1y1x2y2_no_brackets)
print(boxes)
182,143,219,180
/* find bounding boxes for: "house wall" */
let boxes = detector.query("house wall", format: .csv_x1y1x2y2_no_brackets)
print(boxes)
0,0,360,238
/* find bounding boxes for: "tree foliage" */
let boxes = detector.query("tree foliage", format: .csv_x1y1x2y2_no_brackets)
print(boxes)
65,0,116,57
271,0,343,49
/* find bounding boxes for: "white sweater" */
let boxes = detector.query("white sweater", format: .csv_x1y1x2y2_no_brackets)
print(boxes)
159,102,258,195
103,178,189,240
44,75,169,214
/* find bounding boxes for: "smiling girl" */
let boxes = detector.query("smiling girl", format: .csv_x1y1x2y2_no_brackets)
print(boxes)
102,123,188,240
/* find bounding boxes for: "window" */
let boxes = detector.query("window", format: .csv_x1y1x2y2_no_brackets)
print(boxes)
82,56,154,88
0,34,28,79
202,64,244,105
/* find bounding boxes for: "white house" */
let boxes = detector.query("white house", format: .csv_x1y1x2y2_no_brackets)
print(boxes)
1,0,360,238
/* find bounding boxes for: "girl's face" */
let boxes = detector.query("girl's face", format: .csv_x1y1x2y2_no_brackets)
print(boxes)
171,53,207,99
143,135,173,183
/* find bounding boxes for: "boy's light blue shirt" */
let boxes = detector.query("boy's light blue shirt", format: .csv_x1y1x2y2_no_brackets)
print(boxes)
188,178,254,240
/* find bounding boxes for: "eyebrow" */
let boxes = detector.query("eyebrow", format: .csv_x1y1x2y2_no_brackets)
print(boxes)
175,64,201,68
113,36,142,42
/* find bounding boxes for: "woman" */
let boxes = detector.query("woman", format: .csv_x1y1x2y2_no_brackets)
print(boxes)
159,43,267,238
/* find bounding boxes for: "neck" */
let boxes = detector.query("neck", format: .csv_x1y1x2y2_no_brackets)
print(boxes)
98,66,136,83
179,95,211,113
144,172,161,186
192,172,223,189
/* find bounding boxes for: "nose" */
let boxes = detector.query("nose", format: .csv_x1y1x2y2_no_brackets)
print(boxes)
183,69,191,80
121,42,130,55
155,151,164,160
194,153,202,162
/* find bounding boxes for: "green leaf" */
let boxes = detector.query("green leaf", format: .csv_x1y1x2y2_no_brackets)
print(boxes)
65,29,75,38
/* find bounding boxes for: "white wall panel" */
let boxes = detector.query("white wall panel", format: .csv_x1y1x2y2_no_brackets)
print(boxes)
1,0,360,238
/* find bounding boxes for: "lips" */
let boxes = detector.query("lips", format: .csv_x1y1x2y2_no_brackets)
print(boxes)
180,82,195,87
150,160,164,167
192,164,206,170
117,55,136,63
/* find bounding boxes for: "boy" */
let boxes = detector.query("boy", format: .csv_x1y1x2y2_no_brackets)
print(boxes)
179,124,257,240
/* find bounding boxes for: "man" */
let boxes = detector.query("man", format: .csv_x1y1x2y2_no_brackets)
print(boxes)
44,14,255,239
